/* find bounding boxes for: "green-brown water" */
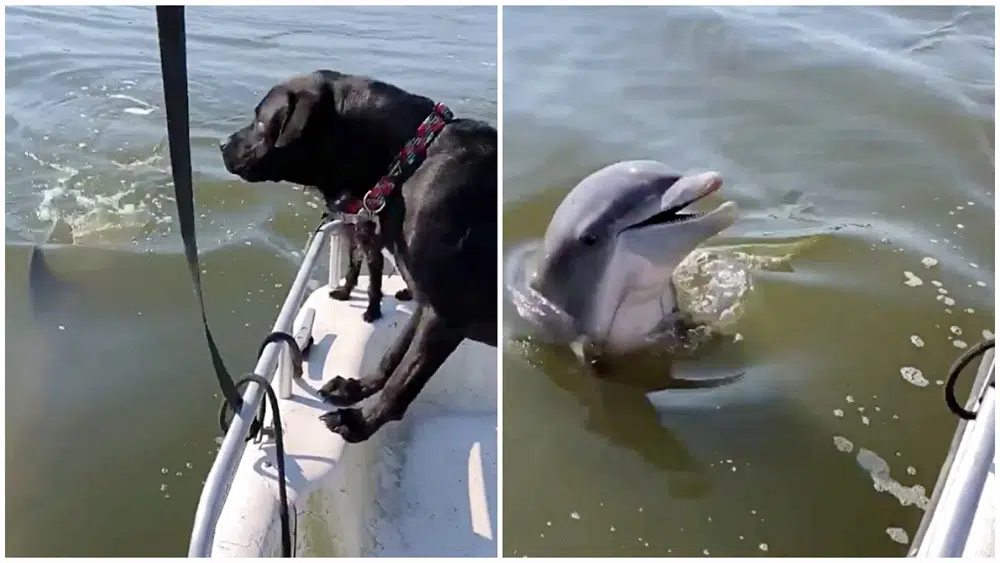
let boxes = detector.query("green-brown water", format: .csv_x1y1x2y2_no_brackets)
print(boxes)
502,6,994,557
5,5,497,556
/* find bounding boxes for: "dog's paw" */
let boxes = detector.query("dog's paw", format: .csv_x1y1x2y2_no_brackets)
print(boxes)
318,376,367,405
319,408,371,443
362,306,382,323
329,286,352,301
394,288,413,301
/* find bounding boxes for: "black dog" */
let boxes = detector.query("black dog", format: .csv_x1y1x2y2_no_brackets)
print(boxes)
221,70,496,443
328,193,413,323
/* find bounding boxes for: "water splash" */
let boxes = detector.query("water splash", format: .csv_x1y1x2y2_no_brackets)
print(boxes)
505,236,815,350
28,149,172,245
503,239,577,344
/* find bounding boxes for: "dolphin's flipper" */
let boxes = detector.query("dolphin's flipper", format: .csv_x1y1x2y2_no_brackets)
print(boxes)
664,370,746,390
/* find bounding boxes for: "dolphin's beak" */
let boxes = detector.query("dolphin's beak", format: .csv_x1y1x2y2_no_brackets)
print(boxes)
660,171,723,213
623,171,738,235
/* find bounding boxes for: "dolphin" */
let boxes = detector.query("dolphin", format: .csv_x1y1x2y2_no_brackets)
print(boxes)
526,160,740,370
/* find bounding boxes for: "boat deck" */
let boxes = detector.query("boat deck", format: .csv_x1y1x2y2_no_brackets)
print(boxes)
209,276,497,557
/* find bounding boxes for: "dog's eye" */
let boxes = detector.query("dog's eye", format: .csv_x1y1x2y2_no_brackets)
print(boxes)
581,234,598,246
254,120,266,132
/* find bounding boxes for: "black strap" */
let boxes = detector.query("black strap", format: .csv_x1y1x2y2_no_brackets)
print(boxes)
944,338,994,420
155,7,243,414
155,7,292,557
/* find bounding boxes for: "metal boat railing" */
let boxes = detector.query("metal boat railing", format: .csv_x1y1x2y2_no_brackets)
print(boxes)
909,348,995,558
187,219,352,556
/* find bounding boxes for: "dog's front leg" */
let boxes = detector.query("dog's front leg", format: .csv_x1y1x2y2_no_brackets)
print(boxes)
320,306,463,443
330,227,362,301
318,305,423,406
363,244,384,323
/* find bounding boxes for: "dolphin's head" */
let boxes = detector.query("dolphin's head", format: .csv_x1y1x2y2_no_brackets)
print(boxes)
529,160,738,352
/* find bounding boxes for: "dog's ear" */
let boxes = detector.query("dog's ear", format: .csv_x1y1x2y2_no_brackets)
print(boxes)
274,90,318,148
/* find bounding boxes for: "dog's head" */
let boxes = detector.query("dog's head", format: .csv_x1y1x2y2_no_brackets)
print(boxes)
220,72,330,185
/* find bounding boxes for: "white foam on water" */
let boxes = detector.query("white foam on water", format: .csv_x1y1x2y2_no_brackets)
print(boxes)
900,366,928,387
110,152,163,171
833,436,854,453
920,256,938,268
109,93,157,116
953,339,968,349
27,148,174,245
950,325,962,336
856,448,929,509
903,271,923,287
910,335,924,348
886,527,910,545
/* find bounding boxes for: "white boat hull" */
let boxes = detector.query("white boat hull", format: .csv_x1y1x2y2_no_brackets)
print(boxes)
209,275,497,557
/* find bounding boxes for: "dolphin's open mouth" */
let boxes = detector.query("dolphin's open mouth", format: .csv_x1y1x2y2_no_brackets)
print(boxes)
629,173,724,229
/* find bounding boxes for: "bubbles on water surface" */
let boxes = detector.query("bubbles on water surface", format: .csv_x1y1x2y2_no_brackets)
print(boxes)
833,436,854,453
886,527,909,545
856,448,929,509
900,366,928,387
902,271,923,287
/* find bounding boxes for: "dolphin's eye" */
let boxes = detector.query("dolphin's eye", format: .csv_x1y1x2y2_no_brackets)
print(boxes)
581,234,598,246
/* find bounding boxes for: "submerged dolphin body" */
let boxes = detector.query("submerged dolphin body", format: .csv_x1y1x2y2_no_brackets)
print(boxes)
522,160,740,371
